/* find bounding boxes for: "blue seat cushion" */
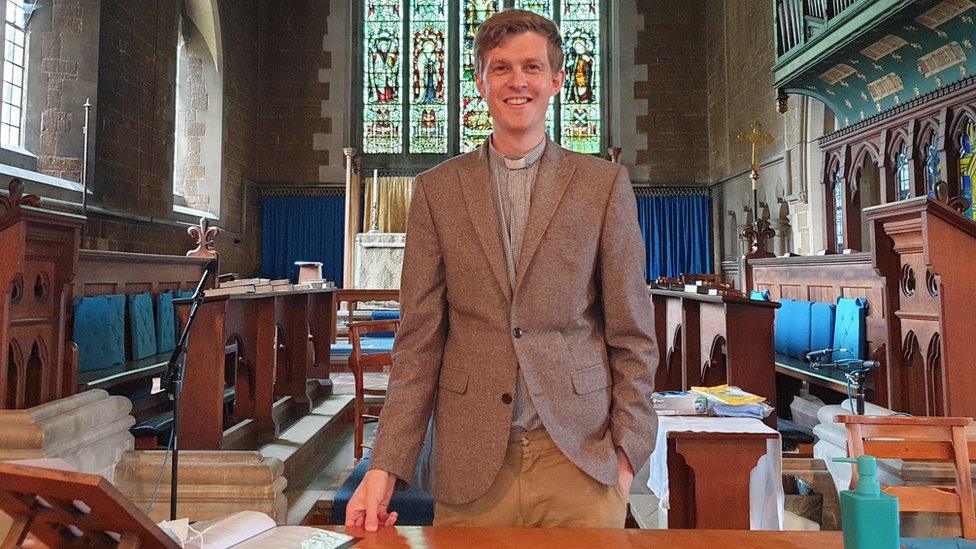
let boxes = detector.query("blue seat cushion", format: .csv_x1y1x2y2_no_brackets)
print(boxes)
128,293,157,361
156,291,176,355
834,297,868,361
749,289,770,301
331,337,395,357
786,300,813,358
331,452,433,526
774,298,793,356
369,310,399,337
73,295,126,372
809,302,836,354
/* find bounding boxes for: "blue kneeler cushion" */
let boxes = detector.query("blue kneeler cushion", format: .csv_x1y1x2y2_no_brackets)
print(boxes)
73,295,126,372
331,452,434,526
369,310,399,338
809,301,836,353
749,289,770,301
833,297,868,360
155,291,176,355
128,293,158,361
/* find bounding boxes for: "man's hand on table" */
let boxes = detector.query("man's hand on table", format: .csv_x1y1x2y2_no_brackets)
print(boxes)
345,469,399,531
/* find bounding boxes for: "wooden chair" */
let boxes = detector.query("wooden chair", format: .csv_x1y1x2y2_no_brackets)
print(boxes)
348,319,399,460
837,414,976,539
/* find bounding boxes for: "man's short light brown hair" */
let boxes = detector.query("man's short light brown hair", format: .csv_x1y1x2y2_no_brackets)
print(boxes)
474,9,564,77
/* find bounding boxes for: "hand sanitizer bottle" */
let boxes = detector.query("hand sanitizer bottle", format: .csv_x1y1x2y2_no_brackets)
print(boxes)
834,455,900,549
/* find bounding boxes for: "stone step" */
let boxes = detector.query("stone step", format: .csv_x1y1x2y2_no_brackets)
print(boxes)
258,394,354,491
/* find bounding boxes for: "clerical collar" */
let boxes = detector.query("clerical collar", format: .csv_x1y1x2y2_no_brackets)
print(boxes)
488,137,546,170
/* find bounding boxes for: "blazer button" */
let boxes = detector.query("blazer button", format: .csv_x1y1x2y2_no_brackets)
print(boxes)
513,327,523,338
501,393,513,405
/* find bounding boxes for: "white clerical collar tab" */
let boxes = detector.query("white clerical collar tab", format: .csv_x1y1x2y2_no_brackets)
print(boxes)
503,156,527,169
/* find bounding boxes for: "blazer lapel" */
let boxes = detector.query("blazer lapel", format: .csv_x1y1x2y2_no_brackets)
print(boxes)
458,142,512,302
515,140,576,292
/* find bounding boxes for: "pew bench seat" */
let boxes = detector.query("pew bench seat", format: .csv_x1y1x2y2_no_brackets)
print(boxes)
131,386,237,448
775,353,874,395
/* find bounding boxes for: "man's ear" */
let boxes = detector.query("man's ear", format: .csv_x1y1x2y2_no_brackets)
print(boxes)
550,69,566,97
475,72,486,98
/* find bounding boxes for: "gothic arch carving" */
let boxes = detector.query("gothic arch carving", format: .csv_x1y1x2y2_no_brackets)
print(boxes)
24,338,47,408
6,339,23,408
701,335,727,387
947,106,976,139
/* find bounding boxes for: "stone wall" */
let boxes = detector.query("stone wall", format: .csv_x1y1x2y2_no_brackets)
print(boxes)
706,0,835,265
256,0,333,184
90,0,261,275
23,0,100,180
632,0,709,184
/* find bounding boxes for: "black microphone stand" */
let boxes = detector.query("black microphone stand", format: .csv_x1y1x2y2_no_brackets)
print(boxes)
161,259,216,520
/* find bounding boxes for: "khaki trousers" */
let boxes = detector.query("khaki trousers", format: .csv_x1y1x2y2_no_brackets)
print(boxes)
434,428,627,528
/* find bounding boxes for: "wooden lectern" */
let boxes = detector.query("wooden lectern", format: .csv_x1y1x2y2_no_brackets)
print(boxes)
866,196,976,417
0,462,178,548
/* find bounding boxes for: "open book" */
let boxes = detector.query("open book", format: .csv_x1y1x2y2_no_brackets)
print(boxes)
163,510,357,548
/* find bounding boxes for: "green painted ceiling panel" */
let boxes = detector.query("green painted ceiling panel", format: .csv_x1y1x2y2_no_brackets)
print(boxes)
781,0,976,127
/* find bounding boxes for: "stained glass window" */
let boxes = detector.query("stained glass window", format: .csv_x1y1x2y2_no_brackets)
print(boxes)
960,119,975,220
560,0,600,153
925,139,941,198
409,0,448,153
834,172,845,253
363,0,404,153
362,0,604,155
459,0,500,152
895,144,911,201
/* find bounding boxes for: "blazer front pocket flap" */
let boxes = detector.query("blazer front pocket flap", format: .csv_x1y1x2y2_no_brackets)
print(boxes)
571,364,612,395
438,367,469,394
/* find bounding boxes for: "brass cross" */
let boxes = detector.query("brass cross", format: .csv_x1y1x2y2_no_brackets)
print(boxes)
738,121,774,179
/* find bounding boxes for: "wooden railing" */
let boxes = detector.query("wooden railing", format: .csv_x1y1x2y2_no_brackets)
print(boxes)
775,0,860,58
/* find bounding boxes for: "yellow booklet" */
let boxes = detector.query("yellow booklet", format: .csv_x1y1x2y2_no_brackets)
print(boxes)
690,384,766,405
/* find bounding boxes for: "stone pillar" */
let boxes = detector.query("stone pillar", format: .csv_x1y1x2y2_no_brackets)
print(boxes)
768,215,792,256
114,450,288,524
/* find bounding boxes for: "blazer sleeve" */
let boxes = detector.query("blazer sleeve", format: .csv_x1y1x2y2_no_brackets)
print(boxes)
598,165,659,471
368,175,448,483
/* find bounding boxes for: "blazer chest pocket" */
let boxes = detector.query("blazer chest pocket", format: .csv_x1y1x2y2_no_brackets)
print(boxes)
571,364,612,395
438,367,469,394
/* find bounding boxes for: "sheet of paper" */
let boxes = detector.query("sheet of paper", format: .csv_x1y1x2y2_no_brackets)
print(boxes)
232,526,357,549
179,510,276,548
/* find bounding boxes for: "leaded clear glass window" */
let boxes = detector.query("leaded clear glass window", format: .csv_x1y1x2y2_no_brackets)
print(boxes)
1,0,27,148
361,0,605,156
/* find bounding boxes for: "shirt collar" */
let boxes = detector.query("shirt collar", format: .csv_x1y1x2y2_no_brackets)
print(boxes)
488,135,547,170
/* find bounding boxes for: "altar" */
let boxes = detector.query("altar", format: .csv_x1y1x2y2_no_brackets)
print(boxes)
355,232,406,289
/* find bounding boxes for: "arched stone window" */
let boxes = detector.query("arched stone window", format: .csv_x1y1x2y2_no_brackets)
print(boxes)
173,0,223,218
893,140,911,201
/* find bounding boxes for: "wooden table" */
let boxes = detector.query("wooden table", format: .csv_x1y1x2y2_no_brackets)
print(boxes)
667,430,778,529
321,526,843,548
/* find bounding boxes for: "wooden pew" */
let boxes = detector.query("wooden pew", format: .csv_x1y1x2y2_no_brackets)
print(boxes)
746,253,891,407
177,287,338,450
67,249,212,420
650,288,779,426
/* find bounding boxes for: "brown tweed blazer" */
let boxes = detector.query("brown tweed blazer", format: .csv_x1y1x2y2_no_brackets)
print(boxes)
369,139,658,505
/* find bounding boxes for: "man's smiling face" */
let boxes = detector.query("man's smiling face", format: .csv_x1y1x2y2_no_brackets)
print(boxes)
475,31,565,140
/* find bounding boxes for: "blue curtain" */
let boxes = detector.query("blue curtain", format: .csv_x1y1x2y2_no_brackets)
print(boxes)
635,194,712,281
261,196,346,285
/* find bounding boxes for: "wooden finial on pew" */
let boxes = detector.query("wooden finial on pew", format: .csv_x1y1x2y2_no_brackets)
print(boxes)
934,181,971,214
0,179,40,216
186,216,220,259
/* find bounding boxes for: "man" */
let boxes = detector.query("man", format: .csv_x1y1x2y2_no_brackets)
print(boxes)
346,9,657,530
